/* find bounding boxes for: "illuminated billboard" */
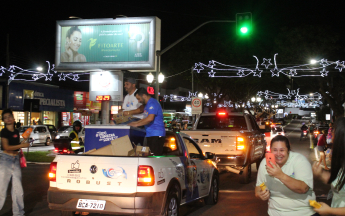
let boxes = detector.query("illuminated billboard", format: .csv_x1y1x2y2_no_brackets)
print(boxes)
89,71,123,101
55,17,161,71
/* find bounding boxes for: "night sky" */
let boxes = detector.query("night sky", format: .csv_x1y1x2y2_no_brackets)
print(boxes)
1,0,344,90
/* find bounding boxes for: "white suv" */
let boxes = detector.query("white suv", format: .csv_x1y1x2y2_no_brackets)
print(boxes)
18,125,52,146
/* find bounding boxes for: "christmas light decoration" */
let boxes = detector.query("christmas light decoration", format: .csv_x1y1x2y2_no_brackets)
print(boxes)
256,88,322,108
0,61,89,84
335,61,345,72
261,58,272,69
194,53,345,78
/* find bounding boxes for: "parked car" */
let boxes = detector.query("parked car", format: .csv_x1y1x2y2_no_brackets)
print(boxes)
45,124,58,140
55,126,85,142
18,125,52,146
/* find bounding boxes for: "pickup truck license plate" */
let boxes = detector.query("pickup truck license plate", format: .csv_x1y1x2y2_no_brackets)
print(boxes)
76,199,106,210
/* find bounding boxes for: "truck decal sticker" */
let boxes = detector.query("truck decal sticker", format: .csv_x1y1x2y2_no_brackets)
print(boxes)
102,167,127,179
158,168,164,178
90,165,98,174
68,160,81,173
95,131,119,142
169,159,184,179
186,161,199,201
157,179,165,185
62,173,86,180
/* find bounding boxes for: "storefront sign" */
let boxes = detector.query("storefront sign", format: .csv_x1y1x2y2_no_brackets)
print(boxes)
9,82,74,112
74,91,87,108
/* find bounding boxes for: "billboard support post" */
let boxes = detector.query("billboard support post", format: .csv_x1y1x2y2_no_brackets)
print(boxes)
101,100,110,124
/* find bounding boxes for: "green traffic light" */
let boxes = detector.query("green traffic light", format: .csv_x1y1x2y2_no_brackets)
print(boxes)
240,27,248,34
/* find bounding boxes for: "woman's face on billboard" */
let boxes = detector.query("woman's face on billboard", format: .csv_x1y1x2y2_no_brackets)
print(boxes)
67,31,82,52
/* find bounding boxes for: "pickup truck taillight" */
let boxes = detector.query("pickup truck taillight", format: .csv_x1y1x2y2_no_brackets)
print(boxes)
236,137,245,151
49,162,57,182
137,165,155,186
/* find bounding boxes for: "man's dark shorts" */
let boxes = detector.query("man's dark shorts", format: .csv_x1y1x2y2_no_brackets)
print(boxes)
144,136,165,156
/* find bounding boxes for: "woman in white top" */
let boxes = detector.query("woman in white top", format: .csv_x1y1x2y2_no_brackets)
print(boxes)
313,117,345,215
255,135,317,216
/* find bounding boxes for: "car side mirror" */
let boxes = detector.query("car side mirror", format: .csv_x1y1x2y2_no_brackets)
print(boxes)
205,152,216,160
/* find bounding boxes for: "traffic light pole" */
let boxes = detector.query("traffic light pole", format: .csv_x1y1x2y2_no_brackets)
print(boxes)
155,20,235,100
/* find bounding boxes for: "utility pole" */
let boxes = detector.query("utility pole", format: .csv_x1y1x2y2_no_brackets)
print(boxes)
191,66,194,93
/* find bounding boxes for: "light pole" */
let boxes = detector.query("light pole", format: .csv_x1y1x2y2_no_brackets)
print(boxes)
155,20,236,100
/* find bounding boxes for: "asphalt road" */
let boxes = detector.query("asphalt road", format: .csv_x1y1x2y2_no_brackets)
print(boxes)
0,119,332,216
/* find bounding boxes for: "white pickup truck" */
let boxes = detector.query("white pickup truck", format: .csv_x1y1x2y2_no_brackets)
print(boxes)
184,112,267,184
47,131,219,216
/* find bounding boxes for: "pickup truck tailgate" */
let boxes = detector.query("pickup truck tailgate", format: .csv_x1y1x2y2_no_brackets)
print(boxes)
55,155,138,193
186,131,238,154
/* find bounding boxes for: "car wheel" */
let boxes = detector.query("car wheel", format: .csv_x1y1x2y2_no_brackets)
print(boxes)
163,189,180,216
45,138,50,146
204,174,219,205
60,211,74,216
239,163,252,184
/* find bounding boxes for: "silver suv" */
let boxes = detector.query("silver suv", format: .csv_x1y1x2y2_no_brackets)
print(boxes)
18,125,52,146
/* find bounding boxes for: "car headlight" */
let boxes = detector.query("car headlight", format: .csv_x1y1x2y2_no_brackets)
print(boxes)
55,135,60,139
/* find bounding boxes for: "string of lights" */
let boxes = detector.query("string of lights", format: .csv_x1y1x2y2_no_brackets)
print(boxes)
194,53,345,78
0,61,89,84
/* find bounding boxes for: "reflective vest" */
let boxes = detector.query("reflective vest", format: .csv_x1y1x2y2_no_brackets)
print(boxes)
69,131,84,150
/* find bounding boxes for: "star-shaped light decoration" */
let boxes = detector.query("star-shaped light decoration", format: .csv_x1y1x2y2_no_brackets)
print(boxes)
289,69,297,76
261,58,273,69
320,68,329,77
50,64,58,73
32,74,40,81
270,68,280,77
193,63,204,73
0,66,6,76
320,59,329,67
9,73,15,81
257,91,263,97
279,94,283,99
58,73,66,81
207,60,216,68
45,72,53,81
8,65,15,73
335,60,345,72
253,68,263,77
73,74,80,81
237,70,245,77
208,71,216,77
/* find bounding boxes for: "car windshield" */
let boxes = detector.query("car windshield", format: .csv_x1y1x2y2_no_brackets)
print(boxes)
197,115,247,130
276,127,283,132
58,126,72,133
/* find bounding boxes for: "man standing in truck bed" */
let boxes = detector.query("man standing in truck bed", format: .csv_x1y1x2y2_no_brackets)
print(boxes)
128,87,166,155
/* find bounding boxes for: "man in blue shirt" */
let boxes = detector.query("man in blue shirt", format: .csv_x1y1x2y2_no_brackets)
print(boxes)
128,87,166,155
